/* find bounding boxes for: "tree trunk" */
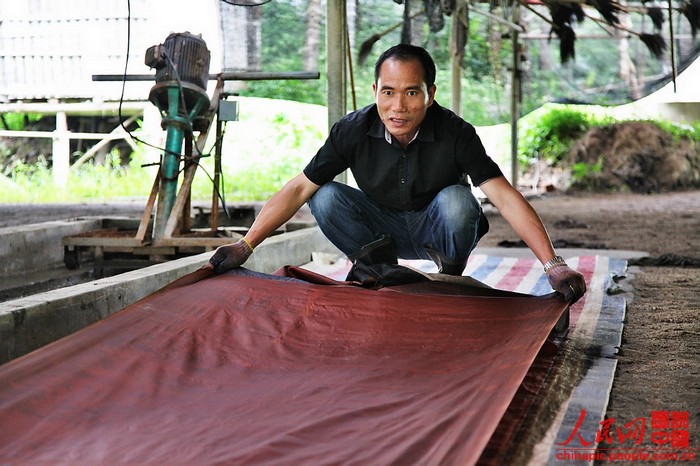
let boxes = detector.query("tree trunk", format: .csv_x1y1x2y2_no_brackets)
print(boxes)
450,2,468,114
247,6,262,71
219,2,260,71
347,0,357,50
219,2,262,92
304,0,323,71
617,8,641,100
410,0,424,45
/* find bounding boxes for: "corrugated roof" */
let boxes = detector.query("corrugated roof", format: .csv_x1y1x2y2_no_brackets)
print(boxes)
0,0,225,103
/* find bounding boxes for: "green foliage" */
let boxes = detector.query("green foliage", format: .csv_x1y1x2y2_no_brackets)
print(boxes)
2,143,309,204
0,112,42,130
571,157,603,183
237,1,327,105
3,149,155,202
518,105,615,168
459,78,511,127
650,119,700,143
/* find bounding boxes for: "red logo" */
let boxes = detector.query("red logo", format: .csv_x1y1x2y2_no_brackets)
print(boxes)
556,409,695,462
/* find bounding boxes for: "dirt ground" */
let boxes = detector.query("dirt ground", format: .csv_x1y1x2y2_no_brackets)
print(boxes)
2,189,698,464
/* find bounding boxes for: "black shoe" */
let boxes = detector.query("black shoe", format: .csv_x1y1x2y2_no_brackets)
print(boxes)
424,246,468,276
347,235,397,266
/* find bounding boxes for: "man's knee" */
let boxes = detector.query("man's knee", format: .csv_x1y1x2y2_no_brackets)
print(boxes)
432,185,481,227
308,181,345,216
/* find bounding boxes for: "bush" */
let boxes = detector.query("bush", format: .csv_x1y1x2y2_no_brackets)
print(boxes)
517,105,618,169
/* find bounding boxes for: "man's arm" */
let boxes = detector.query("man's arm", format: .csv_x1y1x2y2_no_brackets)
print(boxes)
244,173,321,248
479,176,587,302
205,173,320,273
479,176,556,265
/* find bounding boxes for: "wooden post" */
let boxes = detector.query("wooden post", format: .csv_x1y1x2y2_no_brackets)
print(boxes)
52,110,70,187
70,115,138,170
450,3,467,115
327,0,347,183
510,6,521,188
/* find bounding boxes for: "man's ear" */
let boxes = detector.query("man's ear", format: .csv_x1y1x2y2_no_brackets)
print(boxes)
427,84,437,106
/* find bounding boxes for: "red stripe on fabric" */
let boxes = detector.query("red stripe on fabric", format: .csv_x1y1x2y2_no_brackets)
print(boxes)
567,255,600,327
495,258,537,291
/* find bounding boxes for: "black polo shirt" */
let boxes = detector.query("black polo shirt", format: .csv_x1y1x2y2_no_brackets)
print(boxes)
303,102,503,211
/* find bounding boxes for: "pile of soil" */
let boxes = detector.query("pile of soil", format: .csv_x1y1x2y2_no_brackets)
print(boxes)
523,121,700,194
568,121,700,193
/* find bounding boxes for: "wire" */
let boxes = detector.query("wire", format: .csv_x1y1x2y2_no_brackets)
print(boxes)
119,0,172,161
120,0,231,220
120,1,204,164
162,50,193,133
221,0,273,7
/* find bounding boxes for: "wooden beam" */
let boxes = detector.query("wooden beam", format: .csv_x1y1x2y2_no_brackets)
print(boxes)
70,115,138,170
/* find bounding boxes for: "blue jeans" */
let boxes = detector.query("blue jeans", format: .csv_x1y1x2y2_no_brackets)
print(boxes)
307,182,484,263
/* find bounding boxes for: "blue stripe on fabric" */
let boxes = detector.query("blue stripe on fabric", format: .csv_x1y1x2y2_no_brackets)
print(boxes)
529,273,555,296
469,255,506,283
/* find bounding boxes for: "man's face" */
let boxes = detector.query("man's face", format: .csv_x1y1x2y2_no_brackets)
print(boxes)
373,57,436,147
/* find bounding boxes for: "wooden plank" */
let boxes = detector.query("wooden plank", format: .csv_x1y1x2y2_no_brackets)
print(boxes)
155,236,242,248
71,115,138,170
135,172,160,242
62,236,147,248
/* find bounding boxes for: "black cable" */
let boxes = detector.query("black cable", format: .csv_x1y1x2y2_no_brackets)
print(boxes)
120,0,231,219
162,50,193,134
221,0,273,7
119,0,167,157
198,121,233,220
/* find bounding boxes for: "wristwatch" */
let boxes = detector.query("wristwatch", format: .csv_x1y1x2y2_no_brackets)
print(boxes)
543,255,567,273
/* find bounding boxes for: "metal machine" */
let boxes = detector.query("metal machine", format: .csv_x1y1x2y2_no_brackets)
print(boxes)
144,32,212,241
62,32,318,274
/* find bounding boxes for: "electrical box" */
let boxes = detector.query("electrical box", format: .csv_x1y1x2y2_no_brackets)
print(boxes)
218,100,239,122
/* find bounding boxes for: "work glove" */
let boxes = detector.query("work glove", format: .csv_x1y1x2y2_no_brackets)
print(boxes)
546,264,587,304
204,238,253,274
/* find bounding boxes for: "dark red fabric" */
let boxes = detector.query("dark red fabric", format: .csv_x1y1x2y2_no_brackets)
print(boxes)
477,339,560,465
0,267,567,465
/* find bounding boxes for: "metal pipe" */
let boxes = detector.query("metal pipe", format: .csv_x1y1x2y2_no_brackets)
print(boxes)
92,71,320,82
153,87,185,240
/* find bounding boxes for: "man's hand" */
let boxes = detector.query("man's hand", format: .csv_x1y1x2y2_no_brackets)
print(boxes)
204,238,253,274
546,264,587,303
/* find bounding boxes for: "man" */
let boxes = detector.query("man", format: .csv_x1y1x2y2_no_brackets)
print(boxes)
206,44,586,302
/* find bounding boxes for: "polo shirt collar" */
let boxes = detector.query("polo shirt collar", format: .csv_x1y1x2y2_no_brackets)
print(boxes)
368,104,438,145
384,126,421,145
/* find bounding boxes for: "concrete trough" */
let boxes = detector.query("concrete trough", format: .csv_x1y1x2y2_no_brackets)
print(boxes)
0,218,103,276
0,227,340,365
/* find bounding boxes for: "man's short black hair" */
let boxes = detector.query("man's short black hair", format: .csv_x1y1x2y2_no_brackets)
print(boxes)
374,44,437,87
